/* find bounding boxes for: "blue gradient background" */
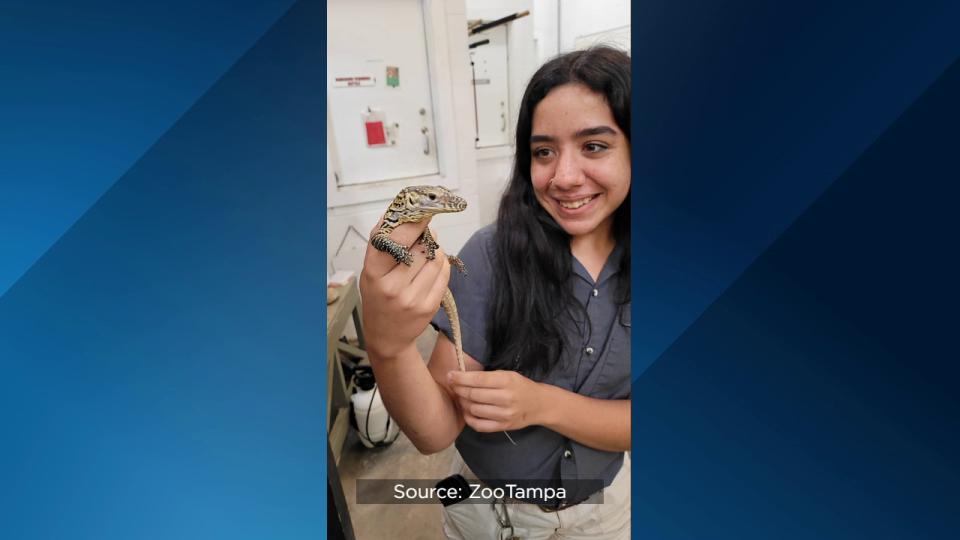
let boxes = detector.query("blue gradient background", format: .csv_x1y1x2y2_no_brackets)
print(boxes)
635,1,960,538
0,0,296,298
1,0,325,538
5,0,960,537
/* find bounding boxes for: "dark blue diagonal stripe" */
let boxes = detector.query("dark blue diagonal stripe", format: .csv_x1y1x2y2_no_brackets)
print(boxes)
633,0,960,379
634,51,960,384
0,1,324,538
636,54,960,539
0,0,295,299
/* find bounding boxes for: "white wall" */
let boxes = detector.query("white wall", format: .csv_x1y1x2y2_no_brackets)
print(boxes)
532,0,559,63
534,0,630,65
558,0,631,53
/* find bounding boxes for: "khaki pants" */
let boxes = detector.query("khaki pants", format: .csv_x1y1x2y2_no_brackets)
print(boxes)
441,452,631,540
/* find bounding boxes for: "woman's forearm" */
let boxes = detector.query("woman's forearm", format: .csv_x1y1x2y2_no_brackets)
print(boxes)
368,344,462,454
536,384,631,452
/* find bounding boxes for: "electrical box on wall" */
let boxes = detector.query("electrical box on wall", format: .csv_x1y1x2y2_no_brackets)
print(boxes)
328,0,440,188
469,25,510,148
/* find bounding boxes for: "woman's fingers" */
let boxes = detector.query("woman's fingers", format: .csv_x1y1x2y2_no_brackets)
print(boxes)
452,385,510,406
418,247,452,306
462,411,506,433
450,370,536,431
386,229,440,283
382,235,448,300
460,400,511,422
387,252,447,317
448,369,512,389
363,218,433,279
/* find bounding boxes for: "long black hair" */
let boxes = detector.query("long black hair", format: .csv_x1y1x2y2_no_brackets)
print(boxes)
486,46,631,378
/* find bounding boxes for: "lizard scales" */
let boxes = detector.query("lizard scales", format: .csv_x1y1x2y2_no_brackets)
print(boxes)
371,185,468,371
371,185,518,446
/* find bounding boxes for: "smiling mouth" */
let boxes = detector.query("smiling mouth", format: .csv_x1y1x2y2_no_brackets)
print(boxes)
557,195,597,209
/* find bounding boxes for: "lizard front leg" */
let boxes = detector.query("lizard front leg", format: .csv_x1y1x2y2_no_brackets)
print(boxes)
371,233,414,266
447,255,467,275
418,228,441,261
418,229,467,274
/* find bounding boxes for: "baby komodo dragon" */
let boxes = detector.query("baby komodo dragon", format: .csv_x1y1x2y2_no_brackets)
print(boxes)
372,185,517,446
371,185,469,371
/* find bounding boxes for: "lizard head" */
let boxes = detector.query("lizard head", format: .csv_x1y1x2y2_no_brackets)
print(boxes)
399,185,468,215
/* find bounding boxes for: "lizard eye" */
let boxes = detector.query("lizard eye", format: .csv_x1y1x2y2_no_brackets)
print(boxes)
429,193,437,200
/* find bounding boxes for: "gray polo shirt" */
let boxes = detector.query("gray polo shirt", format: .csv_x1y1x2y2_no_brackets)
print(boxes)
431,225,631,505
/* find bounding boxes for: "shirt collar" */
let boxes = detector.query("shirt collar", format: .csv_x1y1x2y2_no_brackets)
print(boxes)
571,243,624,286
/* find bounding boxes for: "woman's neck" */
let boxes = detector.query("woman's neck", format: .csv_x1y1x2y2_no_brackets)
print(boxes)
570,220,615,282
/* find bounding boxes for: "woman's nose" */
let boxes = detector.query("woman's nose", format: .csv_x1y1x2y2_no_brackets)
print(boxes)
551,152,585,189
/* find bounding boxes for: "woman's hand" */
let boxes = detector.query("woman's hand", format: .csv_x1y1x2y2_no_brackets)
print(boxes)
360,220,451,361
447,370,547,432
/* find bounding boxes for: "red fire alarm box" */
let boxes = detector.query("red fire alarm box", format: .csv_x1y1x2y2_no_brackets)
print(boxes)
362,109,389,147
365,121,386,146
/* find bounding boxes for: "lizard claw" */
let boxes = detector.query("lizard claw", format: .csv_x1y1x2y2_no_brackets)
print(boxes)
448,255,467,275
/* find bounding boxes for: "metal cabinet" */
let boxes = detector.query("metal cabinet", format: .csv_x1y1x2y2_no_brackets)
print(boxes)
469,25,510,148
327,0,440,186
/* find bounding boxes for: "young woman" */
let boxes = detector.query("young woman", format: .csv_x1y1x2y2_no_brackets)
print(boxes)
360,46,631,539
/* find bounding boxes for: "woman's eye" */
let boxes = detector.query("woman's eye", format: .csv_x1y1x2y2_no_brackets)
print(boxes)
584,142,608,153
533,147,553,158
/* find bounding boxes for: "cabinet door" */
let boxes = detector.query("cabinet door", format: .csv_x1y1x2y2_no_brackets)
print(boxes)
470,25,510,148
328,0,440,186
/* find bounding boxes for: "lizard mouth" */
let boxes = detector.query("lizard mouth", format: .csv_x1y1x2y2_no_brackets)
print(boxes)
424,200,466,214
436,196,467,212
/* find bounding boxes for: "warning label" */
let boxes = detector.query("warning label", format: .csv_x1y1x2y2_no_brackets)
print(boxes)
334,75,376,88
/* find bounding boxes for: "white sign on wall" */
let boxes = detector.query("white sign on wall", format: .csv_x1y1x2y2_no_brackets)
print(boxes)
333,75,377,88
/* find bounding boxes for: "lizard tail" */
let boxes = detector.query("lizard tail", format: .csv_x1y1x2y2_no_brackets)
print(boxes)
442,288,465,372
443,288,516,446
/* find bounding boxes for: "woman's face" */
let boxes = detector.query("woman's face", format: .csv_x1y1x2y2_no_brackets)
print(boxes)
529,83,631,241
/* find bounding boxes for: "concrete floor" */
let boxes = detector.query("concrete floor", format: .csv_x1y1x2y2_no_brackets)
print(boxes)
335,326,456,540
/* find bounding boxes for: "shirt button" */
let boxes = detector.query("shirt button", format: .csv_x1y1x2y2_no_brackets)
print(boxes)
564,450,572,459
585,347,594,356
592,289,599,297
